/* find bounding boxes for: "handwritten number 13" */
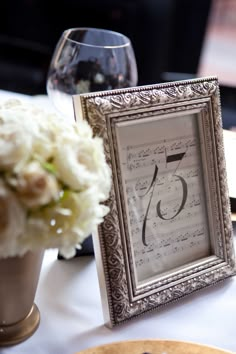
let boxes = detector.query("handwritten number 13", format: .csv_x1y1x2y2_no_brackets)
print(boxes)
141,152,188,246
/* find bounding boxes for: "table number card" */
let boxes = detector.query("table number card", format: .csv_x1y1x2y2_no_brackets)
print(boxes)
117,114,211,285
73,77,236,327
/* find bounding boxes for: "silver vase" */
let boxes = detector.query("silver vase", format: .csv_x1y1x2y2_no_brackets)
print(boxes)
0,250,44,346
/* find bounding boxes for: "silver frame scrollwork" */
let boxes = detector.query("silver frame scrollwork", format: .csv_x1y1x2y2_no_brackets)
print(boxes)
73,77,236,328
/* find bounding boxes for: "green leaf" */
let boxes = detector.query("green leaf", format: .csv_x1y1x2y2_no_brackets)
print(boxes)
59,189,71,202
42,162,56,175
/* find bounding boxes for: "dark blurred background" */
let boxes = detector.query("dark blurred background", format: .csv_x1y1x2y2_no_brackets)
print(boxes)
0,0,236,129
2,0,236,248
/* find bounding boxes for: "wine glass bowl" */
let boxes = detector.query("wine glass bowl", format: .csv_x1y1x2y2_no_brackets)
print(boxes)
47,27,138,119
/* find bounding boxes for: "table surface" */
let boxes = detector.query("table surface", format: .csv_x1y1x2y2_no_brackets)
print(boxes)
1,90,236,354
2,249,236,354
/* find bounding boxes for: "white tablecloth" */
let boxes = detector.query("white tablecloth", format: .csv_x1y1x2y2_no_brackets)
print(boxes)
1,90,236,354
2,249,236,354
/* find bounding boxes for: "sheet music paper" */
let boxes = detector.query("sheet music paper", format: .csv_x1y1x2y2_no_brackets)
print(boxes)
115,113,212,284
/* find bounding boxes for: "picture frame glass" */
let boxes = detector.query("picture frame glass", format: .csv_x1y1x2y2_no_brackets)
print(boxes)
114,111,212,286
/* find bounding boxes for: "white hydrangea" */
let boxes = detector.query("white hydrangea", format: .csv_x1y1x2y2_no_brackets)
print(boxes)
0,99,111,259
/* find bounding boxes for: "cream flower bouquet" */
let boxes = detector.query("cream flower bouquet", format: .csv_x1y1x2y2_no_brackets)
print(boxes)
0,99,111,259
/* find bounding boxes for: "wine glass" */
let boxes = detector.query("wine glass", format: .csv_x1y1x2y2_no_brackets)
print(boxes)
47,27,138,121
47,28,138,258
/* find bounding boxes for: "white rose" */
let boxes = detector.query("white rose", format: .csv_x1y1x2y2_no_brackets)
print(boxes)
73,119,93,139
23,188,109,258
0,99,63,164
30,112,67,161
0,113,33,172
54,130,111,200
0,99,111,258
0,180,26,258
10,161,60,209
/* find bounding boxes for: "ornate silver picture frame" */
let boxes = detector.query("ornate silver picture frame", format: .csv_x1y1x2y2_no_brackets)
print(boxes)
73,77,236,328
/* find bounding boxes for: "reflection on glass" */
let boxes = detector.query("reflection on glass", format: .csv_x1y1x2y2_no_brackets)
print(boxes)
47,27,138,120
115,113,212,285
